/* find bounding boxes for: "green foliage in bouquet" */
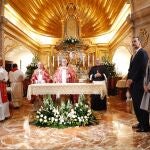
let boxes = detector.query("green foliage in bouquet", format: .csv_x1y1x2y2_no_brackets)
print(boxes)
102,56,117,78
25,55,39,79
63,36,80,45
33,95,96,128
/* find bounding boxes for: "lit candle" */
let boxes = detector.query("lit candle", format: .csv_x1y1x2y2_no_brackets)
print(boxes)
93,54,94,66
83,56,85,67
20,59,22,69
57,56,59,67
48,56,50,68
53,56,55,67
88,54,89,67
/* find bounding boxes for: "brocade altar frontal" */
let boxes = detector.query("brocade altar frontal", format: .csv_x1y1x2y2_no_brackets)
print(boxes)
27,82,107,100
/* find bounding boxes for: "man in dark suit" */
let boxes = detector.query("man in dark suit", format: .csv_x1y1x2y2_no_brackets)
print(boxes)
89,58,108,110
126,37,149,132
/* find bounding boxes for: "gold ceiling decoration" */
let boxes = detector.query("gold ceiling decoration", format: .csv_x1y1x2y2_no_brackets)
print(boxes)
7,0,127,38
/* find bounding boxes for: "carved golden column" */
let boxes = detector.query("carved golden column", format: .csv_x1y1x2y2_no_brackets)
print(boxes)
78,19,82,38
0,0,5,60
61,19,65,38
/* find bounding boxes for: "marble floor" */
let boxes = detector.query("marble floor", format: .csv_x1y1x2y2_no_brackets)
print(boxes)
0,96,150,150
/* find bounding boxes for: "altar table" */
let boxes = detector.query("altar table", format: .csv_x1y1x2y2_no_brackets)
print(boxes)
27,82,107,100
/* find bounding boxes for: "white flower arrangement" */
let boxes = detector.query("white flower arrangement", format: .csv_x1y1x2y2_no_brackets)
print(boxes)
33,95,96,128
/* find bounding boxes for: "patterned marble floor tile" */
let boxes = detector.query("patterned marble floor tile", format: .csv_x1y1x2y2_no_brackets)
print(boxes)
0,96,150,150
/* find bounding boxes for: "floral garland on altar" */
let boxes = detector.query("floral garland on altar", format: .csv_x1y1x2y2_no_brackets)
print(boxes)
33,95,96,128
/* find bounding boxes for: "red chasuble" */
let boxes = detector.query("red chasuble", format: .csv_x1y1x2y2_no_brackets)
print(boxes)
0,82,8,103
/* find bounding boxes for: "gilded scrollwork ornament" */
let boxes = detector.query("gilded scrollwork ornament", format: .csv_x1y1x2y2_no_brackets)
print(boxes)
139,28,149,48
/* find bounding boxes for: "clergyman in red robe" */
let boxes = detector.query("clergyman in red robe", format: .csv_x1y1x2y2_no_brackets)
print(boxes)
31,62,51,84
0,58,10,121
53,58,78,103
53,59,76,83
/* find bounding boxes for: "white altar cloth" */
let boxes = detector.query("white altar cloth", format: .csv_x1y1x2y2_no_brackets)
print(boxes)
27,82,107,100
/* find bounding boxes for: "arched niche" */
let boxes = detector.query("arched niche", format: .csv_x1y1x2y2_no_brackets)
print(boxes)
63,3,80,38
5,46,34,73
112,46,131,77
64,16,79,38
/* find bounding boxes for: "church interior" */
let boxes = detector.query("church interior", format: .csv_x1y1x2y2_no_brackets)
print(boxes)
0,0,150,149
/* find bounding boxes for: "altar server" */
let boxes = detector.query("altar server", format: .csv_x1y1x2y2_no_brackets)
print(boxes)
9,63,24,108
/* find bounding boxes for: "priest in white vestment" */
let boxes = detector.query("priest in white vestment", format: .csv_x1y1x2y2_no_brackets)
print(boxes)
0,58,10,121
53,58,77,103
53,59,76,83
9,63,24,108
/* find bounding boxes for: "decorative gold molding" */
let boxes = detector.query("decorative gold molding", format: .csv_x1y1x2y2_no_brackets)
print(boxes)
131,5,150,20
139,28,149,48
4,19,39,50
110,21,133,52
4,34,36,56
4,35,20,54
0,16,7,24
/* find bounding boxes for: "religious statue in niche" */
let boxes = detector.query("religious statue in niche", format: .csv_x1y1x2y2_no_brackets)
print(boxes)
64,3,79,38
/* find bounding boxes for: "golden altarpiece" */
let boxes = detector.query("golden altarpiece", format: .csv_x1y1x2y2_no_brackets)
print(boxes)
54,3,90,80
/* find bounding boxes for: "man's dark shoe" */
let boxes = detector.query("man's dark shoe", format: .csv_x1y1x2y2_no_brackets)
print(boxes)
132,123,140,129
136,127,150,132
